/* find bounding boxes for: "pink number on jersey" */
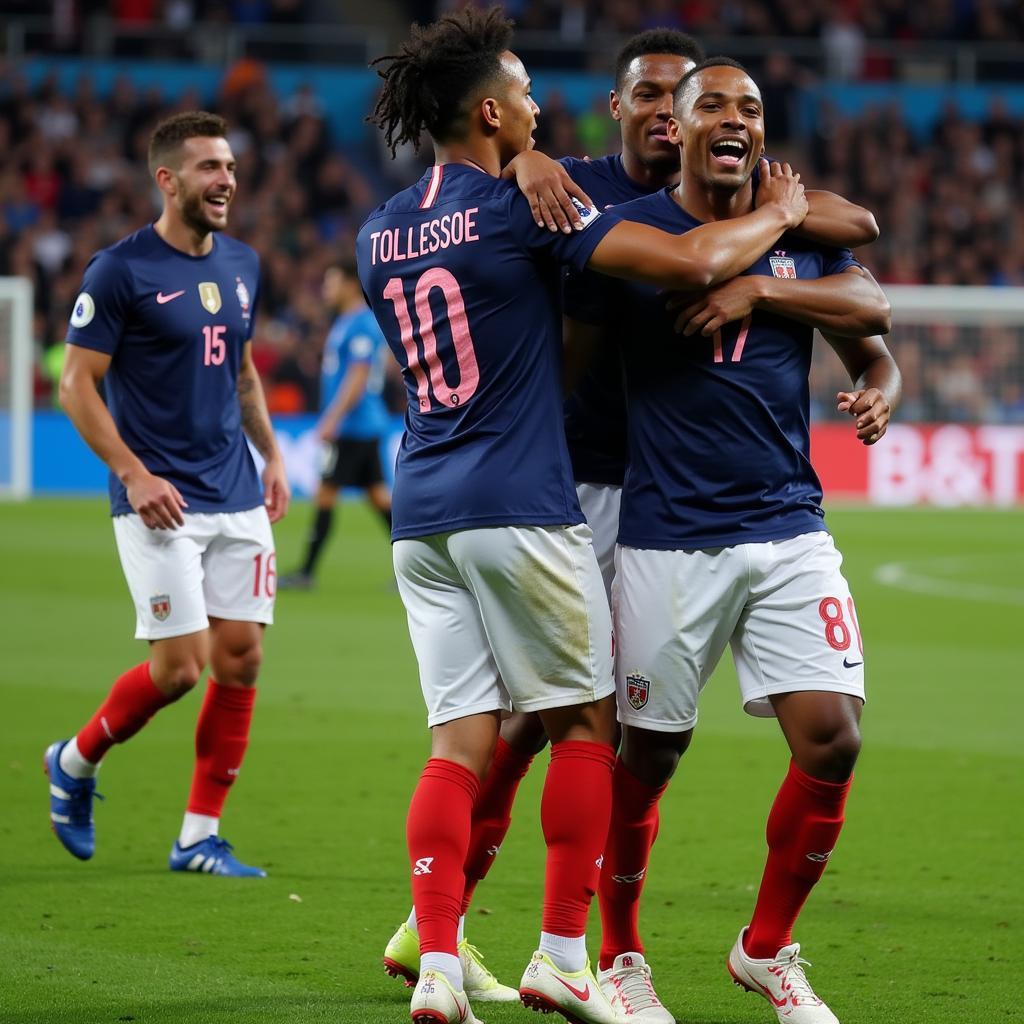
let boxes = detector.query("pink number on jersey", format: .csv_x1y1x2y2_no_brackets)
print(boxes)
383,278,432,411
413,268,480,408
731,314,752,362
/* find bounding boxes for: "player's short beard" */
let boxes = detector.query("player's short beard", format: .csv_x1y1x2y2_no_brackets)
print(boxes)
179,183,227,237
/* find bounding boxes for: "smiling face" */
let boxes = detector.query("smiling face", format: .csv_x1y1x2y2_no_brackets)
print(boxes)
162,135,236,235
671,64,764,192
612,53,696,172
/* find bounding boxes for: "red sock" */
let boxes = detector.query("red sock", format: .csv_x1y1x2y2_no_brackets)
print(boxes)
76,662,175,763
461,737,535,914
407,758,480,956
598,757,668,969
541,740,615,937
186,680,256,817
744,760,852,959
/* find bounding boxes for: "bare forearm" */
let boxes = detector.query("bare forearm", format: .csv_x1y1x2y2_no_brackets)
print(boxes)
755,274,891,336
237,365,280,462
795,191,879,248
60,379,146,484
853,351,902,409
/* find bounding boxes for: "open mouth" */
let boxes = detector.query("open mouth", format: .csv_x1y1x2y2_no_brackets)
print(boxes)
205,194,230,214
709,137,748,167
649,123,670,141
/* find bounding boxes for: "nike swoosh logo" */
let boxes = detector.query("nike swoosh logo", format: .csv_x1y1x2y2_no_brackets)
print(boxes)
748,975,788,1008
156,290,185,304
554,976,590,1001
843,658,863,668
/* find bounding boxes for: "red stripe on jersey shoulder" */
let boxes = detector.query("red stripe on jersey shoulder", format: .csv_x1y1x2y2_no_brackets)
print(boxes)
419,165,444,210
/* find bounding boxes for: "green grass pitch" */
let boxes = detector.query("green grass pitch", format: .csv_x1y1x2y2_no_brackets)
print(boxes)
0,498,1020,1024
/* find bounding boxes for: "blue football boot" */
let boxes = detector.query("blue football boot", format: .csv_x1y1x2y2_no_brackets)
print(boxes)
44,740,100,860
168,835,267,877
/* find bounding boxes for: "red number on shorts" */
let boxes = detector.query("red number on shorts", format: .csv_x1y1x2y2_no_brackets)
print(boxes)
846,596,864,656
253,552,277,598
203,325,227,366
818,596,851,651
711,314,752,365
383,270,480,411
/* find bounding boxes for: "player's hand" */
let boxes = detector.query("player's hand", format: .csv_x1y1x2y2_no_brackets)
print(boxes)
317,417,339,443
667,277,763,336
262,456,291,523
501,151,595,233
837,387,890,444
126,469,188,530
755,158,807,230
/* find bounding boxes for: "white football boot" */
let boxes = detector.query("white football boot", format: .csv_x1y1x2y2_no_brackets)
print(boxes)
409,968,483,1024
598,953,676,1022
727,928,840,1024
458,940,520,1002
519,951,621,1023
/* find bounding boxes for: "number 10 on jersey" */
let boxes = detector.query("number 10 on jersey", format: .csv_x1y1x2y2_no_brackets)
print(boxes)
384,269,480,411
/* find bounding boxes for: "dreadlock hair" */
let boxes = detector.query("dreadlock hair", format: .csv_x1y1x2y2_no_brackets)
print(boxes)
614,29,705,91
673,56,751,112
368,5,515,158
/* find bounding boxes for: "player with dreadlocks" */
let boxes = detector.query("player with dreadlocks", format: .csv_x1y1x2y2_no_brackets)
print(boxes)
360,8,809,1023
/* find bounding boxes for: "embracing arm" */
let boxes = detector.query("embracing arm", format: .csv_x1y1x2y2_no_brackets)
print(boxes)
502,150,596,234
588,161,807,290
238,341,290,522
795,190,879,249
822,332,902,444
59,344,187,528
675,266,891,338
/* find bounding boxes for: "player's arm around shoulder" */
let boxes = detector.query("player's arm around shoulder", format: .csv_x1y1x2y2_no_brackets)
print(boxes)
586,159,808,290
798,190,879,249
822,330,902,445
60,344,187,529
237,341,290,523
502,150,595,234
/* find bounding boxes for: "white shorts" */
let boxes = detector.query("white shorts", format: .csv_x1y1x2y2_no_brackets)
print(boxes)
113,507,276,640
575,482,621,602
613,532,865,732
393,523,615,727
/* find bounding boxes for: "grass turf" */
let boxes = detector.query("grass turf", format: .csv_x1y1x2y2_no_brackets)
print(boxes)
0,499,1020,1024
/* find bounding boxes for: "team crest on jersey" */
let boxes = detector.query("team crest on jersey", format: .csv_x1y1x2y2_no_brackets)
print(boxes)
625,672,651,711
198,282,222,314
235,277,250,313
769,252,798,279
150,594,171,621
570,196,601,228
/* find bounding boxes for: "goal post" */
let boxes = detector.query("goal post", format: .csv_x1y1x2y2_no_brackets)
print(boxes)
0,276,34,500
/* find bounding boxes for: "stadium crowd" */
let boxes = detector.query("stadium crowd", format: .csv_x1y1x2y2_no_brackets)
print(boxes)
1,51,1021,422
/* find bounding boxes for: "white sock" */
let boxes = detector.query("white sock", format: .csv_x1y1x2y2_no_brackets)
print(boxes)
179,813,219,848
457,915,465,944
420,952,462,992
539,931,588,973
406,907,418,932
58,737,98,779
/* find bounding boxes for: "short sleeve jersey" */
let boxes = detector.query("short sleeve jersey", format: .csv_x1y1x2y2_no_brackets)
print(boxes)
574,189,861,550
356,163,619,541
66,226,263,516
559,155,658,487
320,307,390,440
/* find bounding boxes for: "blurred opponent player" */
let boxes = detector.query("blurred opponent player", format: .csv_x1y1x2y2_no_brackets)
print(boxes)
46,111,289,877
280,255,392,590
566,59,899,1024
383,27,880,1019
361,8,809,1022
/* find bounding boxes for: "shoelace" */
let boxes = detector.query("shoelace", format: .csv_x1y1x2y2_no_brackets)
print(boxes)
611,963,662,1013
773,952,821,1006
459,942,499,982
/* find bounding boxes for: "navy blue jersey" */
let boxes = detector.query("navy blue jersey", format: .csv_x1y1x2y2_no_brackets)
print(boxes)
567,188,860,550
66,225,263,515
356,163,619,541
560,155,659,487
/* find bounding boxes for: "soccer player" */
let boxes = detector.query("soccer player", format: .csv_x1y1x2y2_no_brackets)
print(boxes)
45,111,289,878
379,29,883,1019
279,255,392,590
565,59,898,1024
361,9,809,1024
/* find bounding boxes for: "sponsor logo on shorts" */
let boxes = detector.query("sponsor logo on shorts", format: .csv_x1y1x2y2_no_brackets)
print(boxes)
842,657,863,668
150,594,171,621
625,672,651,711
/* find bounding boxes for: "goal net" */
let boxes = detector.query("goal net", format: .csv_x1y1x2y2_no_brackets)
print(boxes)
0,276,33,500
